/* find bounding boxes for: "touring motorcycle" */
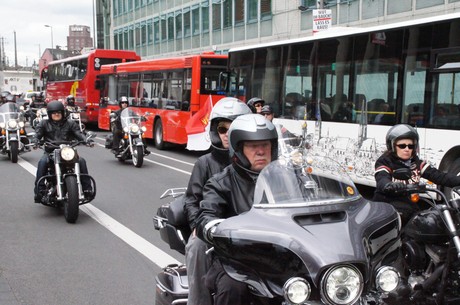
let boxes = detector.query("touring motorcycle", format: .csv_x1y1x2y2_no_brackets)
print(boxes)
154,148,404,305
31,107,48,129
35,132,97,223
108,107,150,168
0,102,33,163
386,168,460,305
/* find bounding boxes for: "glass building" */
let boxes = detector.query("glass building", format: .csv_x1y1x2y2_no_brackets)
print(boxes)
95,0,460,59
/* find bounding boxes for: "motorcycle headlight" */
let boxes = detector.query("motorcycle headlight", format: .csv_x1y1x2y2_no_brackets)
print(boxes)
375,266,400,293
0,122,5,129
60,146,76,161
7,120,18,129
283,277,311,304
141,126,147,132
19,121,25,128
321,265,363,305
129,124,140,133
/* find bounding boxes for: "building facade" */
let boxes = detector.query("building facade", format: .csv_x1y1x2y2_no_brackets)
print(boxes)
96,0,460,59
67,25,94,52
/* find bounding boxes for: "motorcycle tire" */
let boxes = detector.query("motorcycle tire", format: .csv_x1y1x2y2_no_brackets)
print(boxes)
133,146,144,168
64,176,80,223
10,141,19,163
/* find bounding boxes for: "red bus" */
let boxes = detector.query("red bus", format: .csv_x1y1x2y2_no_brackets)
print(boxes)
42,49,141,124
96,52,232,149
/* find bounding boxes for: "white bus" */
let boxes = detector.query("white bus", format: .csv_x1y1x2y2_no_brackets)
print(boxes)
227,13,460,187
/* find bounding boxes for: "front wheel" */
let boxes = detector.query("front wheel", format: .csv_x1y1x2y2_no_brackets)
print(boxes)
10,141,19,163
64,176,79,223
132,145,144,168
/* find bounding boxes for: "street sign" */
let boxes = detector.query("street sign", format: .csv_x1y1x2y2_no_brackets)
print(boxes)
313,9,332,33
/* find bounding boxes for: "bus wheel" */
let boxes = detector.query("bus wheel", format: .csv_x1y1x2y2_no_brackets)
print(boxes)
154,120,165,150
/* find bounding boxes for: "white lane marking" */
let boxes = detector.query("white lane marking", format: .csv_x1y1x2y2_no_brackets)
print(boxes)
95,136,195,166
18,157,181,268
94,142,191,175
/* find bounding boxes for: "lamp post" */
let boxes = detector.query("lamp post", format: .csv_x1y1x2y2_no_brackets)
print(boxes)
44,25,53,49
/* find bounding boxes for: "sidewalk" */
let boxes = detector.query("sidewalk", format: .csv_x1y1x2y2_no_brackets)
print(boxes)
0,271,21,305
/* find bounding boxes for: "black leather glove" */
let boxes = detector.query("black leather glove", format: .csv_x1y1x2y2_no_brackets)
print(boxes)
86,139,95,147
383,182,407,194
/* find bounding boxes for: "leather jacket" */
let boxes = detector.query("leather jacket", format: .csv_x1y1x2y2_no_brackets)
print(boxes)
373,152,460,203
195,163,258,243
184,148,230,231
34,118,86,153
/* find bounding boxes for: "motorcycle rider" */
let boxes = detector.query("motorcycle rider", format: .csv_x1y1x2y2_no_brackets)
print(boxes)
0,91,11,105
183,97,252,305
33,100,93,203
247,97,265,113
29,92,47,124
195,113,278,305
65,95,79,110
373,124,460,225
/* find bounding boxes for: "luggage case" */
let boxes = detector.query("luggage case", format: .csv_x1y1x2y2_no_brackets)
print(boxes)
155,264,188,305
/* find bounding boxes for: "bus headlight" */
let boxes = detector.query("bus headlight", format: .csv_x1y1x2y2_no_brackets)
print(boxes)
321,265,363,305
60,146,76,161
375,266,400,293
129,124,140,134
283,277,311,304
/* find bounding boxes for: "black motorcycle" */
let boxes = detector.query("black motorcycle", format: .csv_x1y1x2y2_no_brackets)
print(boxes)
108,107,150,168
388,168,460,305
36,132,97,223
154,153,404,305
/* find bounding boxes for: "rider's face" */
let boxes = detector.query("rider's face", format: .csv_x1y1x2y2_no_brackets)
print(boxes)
395,139,414,161
50,111,63,121
243,140,272,172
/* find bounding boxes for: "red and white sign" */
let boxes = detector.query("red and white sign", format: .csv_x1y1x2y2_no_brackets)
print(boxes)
313,9,332,33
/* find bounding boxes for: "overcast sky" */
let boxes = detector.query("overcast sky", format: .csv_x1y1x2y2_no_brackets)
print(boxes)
1,0,94,67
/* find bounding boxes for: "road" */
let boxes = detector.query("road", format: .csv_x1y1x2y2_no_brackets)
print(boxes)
0,128,203,305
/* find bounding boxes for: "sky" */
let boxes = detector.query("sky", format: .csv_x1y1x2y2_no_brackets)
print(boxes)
0,0,94,67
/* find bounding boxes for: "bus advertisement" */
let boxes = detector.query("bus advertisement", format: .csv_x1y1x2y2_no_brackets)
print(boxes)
96,52,230,150
42,49,141,124
227,13,460,187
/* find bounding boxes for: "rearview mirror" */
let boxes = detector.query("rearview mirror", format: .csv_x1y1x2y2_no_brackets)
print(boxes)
393,168,412,181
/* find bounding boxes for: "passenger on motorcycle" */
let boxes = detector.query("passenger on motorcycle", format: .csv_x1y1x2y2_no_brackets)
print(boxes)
195,113,278,305
373,124,460,225
33,100,93,203
111,96,129,156
184,97,251,305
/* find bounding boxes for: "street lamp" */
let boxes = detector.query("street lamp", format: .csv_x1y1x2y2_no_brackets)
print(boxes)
44,25,54,49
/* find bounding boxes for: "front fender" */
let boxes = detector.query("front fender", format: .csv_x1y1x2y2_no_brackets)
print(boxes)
133,137,143,146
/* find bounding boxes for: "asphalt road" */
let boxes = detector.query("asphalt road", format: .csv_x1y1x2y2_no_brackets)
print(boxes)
0,128,203,305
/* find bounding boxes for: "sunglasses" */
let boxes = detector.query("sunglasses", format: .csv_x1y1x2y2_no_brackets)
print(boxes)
254,104,263,108
217,126,229,134
50,111,62,115
396,144,415,149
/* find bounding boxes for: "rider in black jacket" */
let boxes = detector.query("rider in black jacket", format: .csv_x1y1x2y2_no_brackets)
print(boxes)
373,124,460,225
183,97,251,305
195,113,278,305
33,101,91,203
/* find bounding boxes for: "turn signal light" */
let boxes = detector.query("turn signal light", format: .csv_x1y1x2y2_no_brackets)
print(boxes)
410,193,420,203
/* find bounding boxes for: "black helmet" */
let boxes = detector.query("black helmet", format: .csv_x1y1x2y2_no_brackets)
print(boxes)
386,124,419,155
260,105,274,115
209,97,252,150
47,100,65,119
119,96,129,107
66,95,75,106
5,94,15,103
247,97,265,113
1,91,11,99
228,113,278,171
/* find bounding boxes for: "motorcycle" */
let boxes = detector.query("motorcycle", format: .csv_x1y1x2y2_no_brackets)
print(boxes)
35,132,97,223
387,168,460,305
154,146,404,305
31,107,48,129
108,107,150,168
0,102,33,163
66,106,86,134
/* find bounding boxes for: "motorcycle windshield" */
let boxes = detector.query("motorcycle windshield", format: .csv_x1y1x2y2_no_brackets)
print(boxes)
254,154,360,207
0,102,24,123
120,107,143,129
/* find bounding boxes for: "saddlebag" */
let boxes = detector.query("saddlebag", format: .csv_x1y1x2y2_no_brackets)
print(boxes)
154,197,191,255
104,134,113,149
155,264,188,305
